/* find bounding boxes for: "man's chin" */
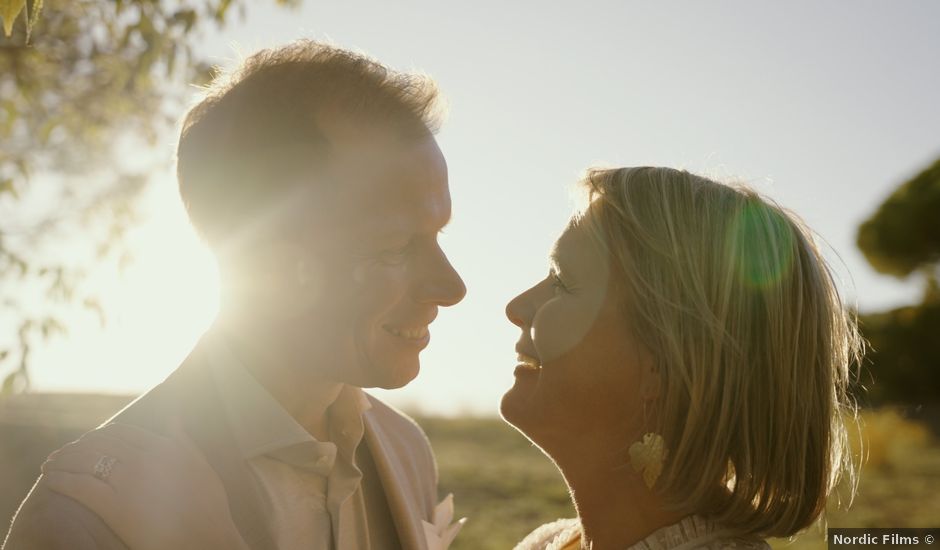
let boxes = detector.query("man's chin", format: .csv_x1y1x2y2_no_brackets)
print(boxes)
358,362,420,390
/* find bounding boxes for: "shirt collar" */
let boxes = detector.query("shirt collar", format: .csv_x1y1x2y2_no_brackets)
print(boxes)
204,329,372,469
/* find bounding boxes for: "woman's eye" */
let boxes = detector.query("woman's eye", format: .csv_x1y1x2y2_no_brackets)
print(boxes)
550,272,567,292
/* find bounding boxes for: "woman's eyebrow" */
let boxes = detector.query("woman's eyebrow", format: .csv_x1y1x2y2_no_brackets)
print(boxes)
549,249,571,276
549,229,579,274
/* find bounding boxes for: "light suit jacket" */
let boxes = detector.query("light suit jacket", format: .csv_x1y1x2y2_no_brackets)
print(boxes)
2,333,439,550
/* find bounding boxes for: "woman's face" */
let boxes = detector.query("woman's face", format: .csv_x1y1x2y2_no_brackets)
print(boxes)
501,209,653,456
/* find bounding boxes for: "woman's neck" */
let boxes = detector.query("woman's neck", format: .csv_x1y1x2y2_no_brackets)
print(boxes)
550,442,685,549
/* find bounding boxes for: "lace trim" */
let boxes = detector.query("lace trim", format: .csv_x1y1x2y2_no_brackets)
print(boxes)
515,515,770,550
627,515,768,550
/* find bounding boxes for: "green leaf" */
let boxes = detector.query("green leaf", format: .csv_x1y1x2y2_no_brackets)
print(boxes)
13,256,27,277
166,43,178,77
215,0,232,22
1,371,18,395
0,178,16,199
40,317,67,339
0,0,25,37
25,0,40,41
83,297,106,327
172,9,197,33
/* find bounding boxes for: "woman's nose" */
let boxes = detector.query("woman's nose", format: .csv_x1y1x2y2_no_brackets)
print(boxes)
505,293,528,328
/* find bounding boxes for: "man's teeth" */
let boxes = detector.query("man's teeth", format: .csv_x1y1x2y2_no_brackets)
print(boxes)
517,353,542,370
386,326,428,340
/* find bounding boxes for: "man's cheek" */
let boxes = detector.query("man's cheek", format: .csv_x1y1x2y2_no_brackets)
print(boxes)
352,266,408,305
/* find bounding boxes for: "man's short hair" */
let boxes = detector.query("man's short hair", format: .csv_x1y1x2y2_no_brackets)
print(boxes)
176,40,444,246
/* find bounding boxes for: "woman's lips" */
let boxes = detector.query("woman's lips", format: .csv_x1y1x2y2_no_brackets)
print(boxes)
514,352,542,375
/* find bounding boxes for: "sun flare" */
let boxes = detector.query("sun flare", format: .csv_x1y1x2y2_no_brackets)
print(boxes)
31,175,220,394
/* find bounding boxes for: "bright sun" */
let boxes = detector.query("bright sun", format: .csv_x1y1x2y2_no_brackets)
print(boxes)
32,175,220,394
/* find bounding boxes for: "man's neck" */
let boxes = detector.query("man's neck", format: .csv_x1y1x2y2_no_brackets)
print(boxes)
215,318,344,441
252,364,343,442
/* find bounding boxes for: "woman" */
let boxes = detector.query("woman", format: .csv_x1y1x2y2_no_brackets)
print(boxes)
40,167,860,549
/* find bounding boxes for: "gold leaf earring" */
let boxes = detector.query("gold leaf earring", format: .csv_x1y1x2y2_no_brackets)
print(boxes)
628,432,667,489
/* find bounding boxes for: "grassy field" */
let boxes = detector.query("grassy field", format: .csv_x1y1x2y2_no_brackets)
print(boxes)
419,410,940,550
2,395,938,549
419,416,574,549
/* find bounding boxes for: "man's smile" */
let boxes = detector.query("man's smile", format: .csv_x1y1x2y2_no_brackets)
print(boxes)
383,324,431,342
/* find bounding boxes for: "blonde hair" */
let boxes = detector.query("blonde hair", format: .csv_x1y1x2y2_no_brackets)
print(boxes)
580,167,861,538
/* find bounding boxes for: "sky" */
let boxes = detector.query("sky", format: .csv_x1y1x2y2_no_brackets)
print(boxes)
26,1,940,415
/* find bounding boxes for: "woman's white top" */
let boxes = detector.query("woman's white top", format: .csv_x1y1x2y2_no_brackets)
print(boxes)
514,514,771,550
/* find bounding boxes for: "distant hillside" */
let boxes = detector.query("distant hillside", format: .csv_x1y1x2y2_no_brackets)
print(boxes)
0,392,136,429
2,394,938,550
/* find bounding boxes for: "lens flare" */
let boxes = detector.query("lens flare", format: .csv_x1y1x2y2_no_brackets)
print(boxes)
728,202,795,290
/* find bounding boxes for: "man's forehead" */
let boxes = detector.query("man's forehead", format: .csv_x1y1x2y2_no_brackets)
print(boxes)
345,183,451,235
324,130,445,188
317,113,443,165
304,132,449,236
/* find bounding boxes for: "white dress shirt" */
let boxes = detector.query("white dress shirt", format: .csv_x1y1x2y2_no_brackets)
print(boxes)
206,334,401,550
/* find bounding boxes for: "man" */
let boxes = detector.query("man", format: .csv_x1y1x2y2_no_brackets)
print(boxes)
4,40,466,549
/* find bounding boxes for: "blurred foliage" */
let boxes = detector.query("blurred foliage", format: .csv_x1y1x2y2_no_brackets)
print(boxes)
857,157,940,281
855,155,940,407
768,409,940,550
0,0,299,395
857,302,940,405
0,0,42,40
847,408,932,471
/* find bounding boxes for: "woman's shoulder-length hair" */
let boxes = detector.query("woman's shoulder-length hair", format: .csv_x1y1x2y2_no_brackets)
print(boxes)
580,166,861,539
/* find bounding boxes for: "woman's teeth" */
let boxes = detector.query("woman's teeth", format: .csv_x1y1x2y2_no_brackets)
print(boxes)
386,326,428,340
517,352,542,371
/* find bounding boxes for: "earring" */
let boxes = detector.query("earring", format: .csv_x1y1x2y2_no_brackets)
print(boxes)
629,432,667,489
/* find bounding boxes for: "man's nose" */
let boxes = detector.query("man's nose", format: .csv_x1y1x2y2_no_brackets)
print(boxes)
418,246,466,307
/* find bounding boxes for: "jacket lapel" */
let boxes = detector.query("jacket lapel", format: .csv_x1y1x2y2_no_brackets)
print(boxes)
363,411,428,550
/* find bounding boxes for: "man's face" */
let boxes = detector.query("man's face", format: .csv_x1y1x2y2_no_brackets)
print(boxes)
271,123,466,389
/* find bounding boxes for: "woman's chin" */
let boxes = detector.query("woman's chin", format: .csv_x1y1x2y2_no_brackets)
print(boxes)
499,376,539,432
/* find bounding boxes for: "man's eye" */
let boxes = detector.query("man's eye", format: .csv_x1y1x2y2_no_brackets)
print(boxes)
376,245,410,266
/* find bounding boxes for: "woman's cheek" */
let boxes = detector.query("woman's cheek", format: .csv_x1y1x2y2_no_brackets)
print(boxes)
533,299,592,364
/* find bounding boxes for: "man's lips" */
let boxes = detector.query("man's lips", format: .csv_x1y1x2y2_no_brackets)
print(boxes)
383,310,437,343
383,325,430,341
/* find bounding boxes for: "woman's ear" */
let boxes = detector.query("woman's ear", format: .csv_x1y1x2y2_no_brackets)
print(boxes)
638,350,661,402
